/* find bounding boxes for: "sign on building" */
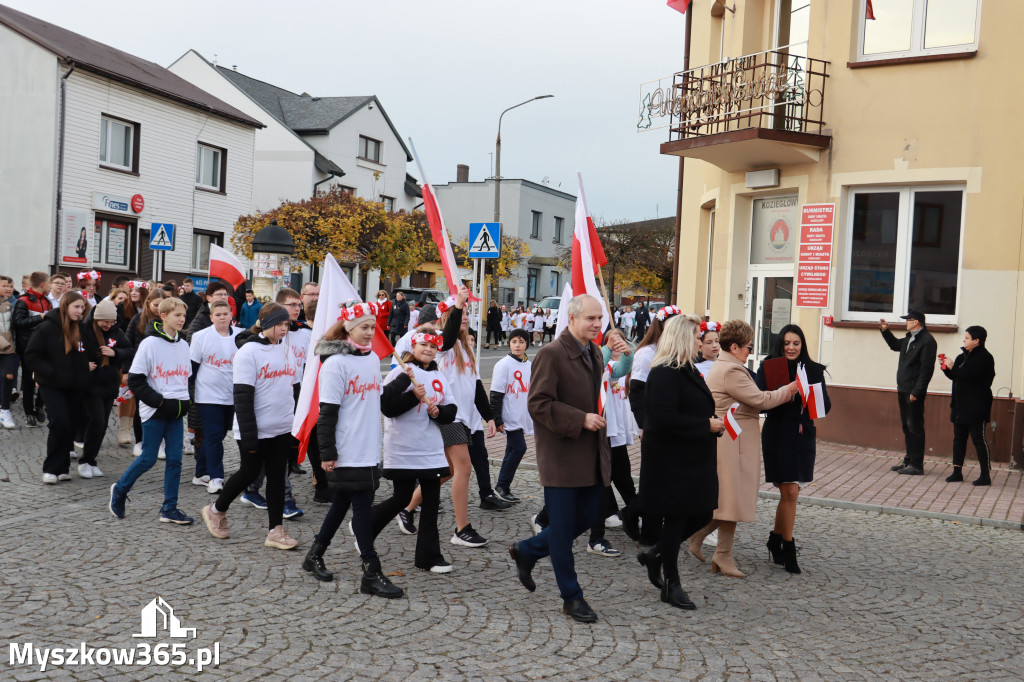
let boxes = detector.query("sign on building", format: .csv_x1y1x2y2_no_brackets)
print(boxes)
60,209,91,265
795,204,835,308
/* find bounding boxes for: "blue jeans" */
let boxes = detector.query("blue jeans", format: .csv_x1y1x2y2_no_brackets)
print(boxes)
115,417,184,513
517,484,603,601
195,404,233,480
496,429,527,491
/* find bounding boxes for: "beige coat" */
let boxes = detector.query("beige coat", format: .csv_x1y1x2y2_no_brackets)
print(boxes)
705,352,792,522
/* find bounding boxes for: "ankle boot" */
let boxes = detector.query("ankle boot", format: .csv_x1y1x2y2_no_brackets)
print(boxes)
636,546,663,589
660,579,696,610
688,520,718,563
302,541,334,582
782,539,801,574
766,531,784,565
972,469,991,486
117,417,132,446
360,557,404,599
945,466,963,483
711,523,745,578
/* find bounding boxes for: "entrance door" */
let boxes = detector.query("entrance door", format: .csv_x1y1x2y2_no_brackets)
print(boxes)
138,229,153,280
748,274,794,366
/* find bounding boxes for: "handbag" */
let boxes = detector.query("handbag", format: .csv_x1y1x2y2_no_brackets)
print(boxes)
326,465,381,494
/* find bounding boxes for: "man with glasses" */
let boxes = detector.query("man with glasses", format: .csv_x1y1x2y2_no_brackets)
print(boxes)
298,282,319,324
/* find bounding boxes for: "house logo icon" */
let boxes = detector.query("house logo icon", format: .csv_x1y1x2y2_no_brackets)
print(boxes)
133,597,196,639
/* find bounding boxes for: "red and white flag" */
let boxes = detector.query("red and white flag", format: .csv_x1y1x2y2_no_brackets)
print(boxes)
667,0,692,14
570,173,610,341
291,253,395,460
795,362,810,405
724,402,742,440
807,383,827,420
598,361,613,416
208,244,246,289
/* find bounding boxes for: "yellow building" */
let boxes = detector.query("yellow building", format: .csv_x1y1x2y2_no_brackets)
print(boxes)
655,0,1023,465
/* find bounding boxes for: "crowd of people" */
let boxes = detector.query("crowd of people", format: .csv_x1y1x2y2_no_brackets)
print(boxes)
0,267,997,620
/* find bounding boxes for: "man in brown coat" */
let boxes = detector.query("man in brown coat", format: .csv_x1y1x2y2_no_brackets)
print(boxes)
509,294,628,623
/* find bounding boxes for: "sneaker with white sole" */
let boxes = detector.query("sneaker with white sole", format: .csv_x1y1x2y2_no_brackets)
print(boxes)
604,514,623,529
133,443,142,456
77,463,93,479
530,514,544,536
158,444,166,460
265,525,299,550
207,478,224,494
283,499,304,519
69,449,79,460
451,524,488,548
241,491,269,510
201,504,230,539
183,435,195,456
74,441,84,450
0,409,15,429
159,508,195,525
396,509,417,535
42,473,58,484
426,560,453,574
89,464,104,477
587,540,622,557
57,473,72,481
192,475,210,486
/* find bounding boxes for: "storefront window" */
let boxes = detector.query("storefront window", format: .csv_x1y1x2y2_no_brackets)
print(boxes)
93,220,132,269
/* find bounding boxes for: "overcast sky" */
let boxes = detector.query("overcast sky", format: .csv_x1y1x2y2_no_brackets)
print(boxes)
6,0,688,222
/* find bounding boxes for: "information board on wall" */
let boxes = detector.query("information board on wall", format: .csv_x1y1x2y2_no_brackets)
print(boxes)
60,210,91,265
795,203,835,308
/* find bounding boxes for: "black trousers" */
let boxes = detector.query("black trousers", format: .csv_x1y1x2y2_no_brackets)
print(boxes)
82,391,114,466
953,421,991,471
316,486,376,560
485,328,501,346
19,353,43,417
897,392,926,469
659,512,714,584
305,429,327,496
469,429,495,500
215,433,290,529
371,475,443,569
589,444,638,542
38,386,77,475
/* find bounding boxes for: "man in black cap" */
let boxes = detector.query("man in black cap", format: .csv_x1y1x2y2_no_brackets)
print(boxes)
880,311,937,475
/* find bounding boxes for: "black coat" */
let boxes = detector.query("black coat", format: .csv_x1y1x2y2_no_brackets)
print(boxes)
486,306,502,333
942,346,995,424
755,358,831,484
81,312,133,399
23,310,91,391
637,363,719,516
388,298,410,335
881,327,937,398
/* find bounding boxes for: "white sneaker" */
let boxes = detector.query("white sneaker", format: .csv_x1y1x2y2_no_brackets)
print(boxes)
705,529,719,547
90,464,104,477
57,473,72,481
133,443,142,456
207,478,224,494
192,475,211,486
605,514,623,528
42,473,57,484
0,409,15,429
158,444,166,460
74,441,84,449
78,463,93,479
69,449,79,460
183,435,195,455
530,514,543,536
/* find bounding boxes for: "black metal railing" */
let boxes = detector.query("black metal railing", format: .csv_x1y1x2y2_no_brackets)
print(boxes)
667,48,829,141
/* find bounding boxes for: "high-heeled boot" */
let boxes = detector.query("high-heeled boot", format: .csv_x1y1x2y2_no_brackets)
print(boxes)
360,557,404,599
688,520,718,563
767,531,784,565
302,541,334,582
660,579,696,610
782,539,801,574
636,546,663,589
711,523,746,578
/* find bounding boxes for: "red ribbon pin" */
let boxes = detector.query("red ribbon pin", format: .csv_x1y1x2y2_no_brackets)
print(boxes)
512,370,527,392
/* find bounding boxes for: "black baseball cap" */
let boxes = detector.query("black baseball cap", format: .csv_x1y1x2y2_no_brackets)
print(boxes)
900,310,926,324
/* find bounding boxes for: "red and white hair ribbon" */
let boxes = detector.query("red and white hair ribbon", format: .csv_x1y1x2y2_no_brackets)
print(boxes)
435,296,457,315
338,301,379,321
656,305,681,322
126,280,148,290
699,320,719,338
412,332,443,348
725,402,742,440
77,270,101,282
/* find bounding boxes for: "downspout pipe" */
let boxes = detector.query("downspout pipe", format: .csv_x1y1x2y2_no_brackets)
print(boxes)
670,8,692,306
53,61,75,270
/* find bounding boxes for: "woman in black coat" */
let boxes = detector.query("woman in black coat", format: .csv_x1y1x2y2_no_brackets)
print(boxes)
79,300,133,478
754,324,830,575
484,300,502,348
387,292,410,344
636,314,725,610
24,292,93,483
940,325,995,486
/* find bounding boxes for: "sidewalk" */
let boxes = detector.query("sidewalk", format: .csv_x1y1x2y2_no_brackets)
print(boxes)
488,436,1024,531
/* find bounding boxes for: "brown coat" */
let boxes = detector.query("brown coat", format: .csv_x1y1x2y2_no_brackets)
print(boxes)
705,351,791,522
527,328,611,488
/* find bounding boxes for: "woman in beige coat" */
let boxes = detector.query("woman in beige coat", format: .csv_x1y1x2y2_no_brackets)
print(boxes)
691,320,798,578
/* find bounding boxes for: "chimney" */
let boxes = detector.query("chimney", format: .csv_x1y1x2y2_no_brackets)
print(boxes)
456,164,469,183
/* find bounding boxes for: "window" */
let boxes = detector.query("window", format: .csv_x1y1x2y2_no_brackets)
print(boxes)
99,115,138,172
843,186,963,323
858,0,980,61
338,185,356,196
527,267,539,301
192,231,223,271
553,216,564,243
531,211,542,239
551,270,561,294
381,195,395,212
358,135,382,163
196,143,225,191
92,219,132,268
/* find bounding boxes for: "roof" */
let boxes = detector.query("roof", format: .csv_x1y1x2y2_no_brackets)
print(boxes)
0,4,263,129
215,65,412,160
314,151,344,177
434,178,576,202
404,174,422,198
598,217,675,233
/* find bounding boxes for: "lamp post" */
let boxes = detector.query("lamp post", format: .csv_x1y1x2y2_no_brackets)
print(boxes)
251,218,295,301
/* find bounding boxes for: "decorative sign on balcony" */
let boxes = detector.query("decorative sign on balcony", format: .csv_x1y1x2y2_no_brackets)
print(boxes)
795,203,835,309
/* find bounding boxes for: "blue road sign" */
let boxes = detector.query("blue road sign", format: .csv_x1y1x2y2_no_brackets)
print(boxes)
149,223,175,251
468,222,501,258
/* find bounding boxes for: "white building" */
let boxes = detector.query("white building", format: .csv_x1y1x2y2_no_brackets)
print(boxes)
0,5,262,287
432,166,574,306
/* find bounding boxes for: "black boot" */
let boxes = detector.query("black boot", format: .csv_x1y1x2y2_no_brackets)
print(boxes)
766,531,784,565
660,580,696,610
945,466,963,483
360,557,404,599
972,470,991,486
973,447,992,486
636,546,663,589
782,539,801,575
302,541,334,582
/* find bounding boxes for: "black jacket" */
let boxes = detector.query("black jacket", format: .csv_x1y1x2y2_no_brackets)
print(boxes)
127,322,190,421
486,306,502,333
23,309,91,391
756,358,831,484
126,313,150,350
942,346,995,424
882,327,937,398
12,290,52,355
81,310,133,398
388,298,410,335
179,290,203,327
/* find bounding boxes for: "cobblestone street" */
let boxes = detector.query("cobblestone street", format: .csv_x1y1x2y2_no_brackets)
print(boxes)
1,423,1022,680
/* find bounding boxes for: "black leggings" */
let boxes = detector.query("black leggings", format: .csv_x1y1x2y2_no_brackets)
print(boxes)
659,512,714,584
587,444,638,542
371,475,443,569
20,354,43,417
215,433,290,529
38,386,77,475
315,486,376,560
953,421,991,471
469,429,494,499
82,392,114,466
485,329,501,346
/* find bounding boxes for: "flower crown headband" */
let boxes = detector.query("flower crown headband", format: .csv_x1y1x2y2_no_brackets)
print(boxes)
337,300,379,321
435,296,458,315
412,332,443,348
656,305,681,321
126,280,148,290
76,270,101,282
699,320,720,338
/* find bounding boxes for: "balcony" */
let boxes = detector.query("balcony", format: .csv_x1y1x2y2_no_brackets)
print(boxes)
659,48,831,172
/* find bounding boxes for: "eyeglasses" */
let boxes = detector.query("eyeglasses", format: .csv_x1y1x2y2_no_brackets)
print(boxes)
283,302,302,309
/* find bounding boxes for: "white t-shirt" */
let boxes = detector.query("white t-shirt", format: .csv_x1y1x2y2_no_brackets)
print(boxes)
289,326,312,378
501,312,510,331
382,364,452,470
409,309,420,329
631,344,657,383
129,333,192,423
189,325,240,405
533,315,545,332
491,355,533,434
695,358,715,378
232,337,300,440
606,375,634,447
318,351,382,467
437,342,481,430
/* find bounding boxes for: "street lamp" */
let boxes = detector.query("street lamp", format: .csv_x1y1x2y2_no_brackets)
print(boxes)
251,219,295,301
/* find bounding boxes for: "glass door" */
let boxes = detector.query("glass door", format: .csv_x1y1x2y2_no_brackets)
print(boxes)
748,274,794,367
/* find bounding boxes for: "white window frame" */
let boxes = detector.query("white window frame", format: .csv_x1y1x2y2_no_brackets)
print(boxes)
841,184,966,325
99,116,135,170
192,231,222,272
195,143,223,191
358,135,382,163
856,0,982,62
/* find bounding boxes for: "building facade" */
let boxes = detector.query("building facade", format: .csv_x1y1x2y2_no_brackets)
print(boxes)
655,0,1024,465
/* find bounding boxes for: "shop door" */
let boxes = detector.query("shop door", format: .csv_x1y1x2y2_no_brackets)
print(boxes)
138,229,153,280
747,274,793,367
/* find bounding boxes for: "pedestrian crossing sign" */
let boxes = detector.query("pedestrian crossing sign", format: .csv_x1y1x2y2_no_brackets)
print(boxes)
149,223,175,251
468,222,501,258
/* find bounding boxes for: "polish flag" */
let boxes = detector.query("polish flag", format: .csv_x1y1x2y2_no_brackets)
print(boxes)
553,281,573,339
667,0,692,14
795,363,811,405
570,173,610,341
725,402,742,440
208,244,246,289
599,361,613,416
866,0,875,20
291,253,395,460
807,383,827,420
